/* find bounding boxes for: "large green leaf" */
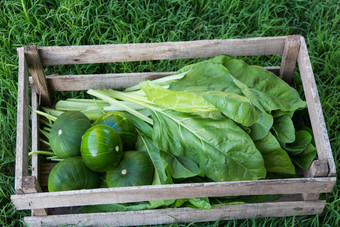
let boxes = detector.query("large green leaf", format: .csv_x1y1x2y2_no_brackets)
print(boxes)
217,56,306,113
254,132,295,175
202,91,258,126
168,62,258,126
151,109,266,181
290,143,317,169
137,135,171,185
283,130,312,155
166,154,201,179
272,114,296,143
249,112,273,141
140,81,217,113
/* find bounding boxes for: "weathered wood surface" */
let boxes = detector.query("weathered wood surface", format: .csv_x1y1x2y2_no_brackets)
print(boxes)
12,177,335,210
38,37,287,66
302,160,329,201
31,86,39,180
280,35,300,84
24,45,51,105
15,48,29,193
22,176,48,216
24,200,325,227
297,36,336,177
28,66,280,91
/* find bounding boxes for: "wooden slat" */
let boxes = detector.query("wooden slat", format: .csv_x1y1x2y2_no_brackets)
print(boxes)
24,45,51,105
302,160,329,200
280,35,300,84
11,177,335,210
31,86,39,180
15,48,29,193
28,66,281,92
297,36,336,176
38,37,287,66
22,176,49,216
24,200,325,227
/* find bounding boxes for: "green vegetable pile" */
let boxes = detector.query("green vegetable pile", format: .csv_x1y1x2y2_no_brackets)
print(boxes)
34,55,316,211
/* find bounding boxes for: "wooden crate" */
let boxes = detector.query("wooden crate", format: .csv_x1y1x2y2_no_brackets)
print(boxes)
11,35,336,227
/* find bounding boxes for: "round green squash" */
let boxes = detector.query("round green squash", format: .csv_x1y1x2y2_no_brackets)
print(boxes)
48,156,100,192
106,151,154,187
95,112,137,150
49,111,91,158
81,125,123,172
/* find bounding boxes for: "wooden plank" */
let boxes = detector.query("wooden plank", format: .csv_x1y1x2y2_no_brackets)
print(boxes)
38,37,287,66
31,86,39,180
24,45,51,105
280,35,300,84
28,66,281,92
302,160,329,200
11,177,335,210
297,36,336,177
24,200,325,227
22,176,49,216
15,48,29,193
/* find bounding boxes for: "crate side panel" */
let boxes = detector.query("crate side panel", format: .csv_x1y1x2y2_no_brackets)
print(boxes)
15,48,29,193
11,177,336,210
24,200,325,227
297,36,336,176
39,37,286,65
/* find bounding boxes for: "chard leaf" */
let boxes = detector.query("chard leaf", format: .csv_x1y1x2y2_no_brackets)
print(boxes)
273,114,296,143
166,154,201,179
169,62,243,95
140,81,217,113
151,109,266,181
283,130,312,155
137,135,172,185
290,143,316,169
188,198,211,210
137,135,175,207
219,56,306,113
254,132,295,175
202,91,258,126
249,112,273,141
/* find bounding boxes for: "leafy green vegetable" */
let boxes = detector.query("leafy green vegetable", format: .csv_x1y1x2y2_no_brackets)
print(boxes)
165,154,201,179
213,56,306,113
140,81,217,113
290,143,317,169
151,109,266,181
254,132,295,175
272,114,296,143
283,130,312,155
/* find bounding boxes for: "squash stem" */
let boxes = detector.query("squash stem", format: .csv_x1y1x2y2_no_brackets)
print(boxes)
29,151,55,156
36,110,57,121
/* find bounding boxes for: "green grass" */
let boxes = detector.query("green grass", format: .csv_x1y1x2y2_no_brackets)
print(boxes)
0,0,339,226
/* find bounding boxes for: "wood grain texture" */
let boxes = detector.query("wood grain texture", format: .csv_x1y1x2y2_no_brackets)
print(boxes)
28,66,280,91
22,176,48,216
24,45,51,105
38,37,287,66
280,35,300,84
31,86,39,180
297,36,336,177
15,48,29,193
24,200,325,227
11,177,335,210
302,160,329,201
